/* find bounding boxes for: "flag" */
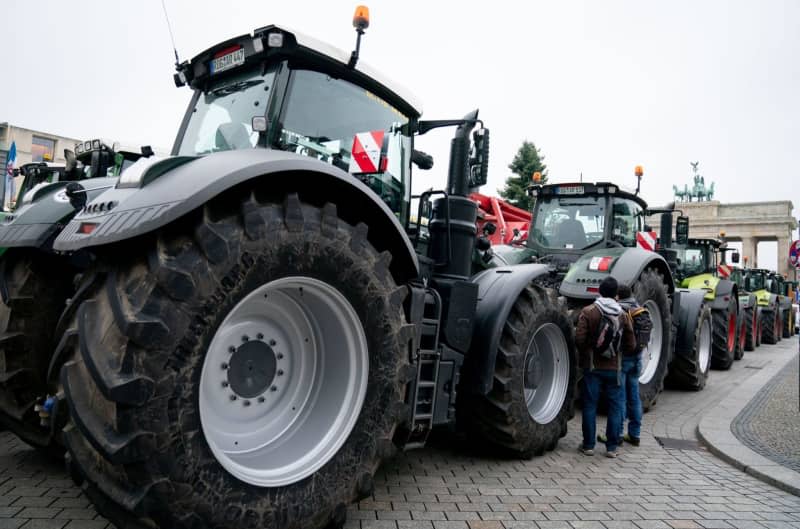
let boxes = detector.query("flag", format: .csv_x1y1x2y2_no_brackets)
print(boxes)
5,141,16,208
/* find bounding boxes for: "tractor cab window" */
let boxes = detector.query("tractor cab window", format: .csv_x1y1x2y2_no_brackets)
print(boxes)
749,274,765,291
276,69,412,218
177,67,278,156
531,196,605,249
610,198,645,247
676,248,706,277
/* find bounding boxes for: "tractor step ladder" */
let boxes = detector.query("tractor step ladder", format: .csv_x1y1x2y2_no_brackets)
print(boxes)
405,289,442,449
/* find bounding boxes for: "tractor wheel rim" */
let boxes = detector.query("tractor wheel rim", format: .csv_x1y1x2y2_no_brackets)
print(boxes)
698,317,712,373
524,322,569,425
199,276,368,487
727,313,736,352
639,300,662,385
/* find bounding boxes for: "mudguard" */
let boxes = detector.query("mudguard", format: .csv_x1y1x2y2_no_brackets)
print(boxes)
559,247,674,301
707,279,738,312
53,149,419,280
0,177,117,249
738,292,756,311
680,273,717,301
464,263,552,394
671,288,707,355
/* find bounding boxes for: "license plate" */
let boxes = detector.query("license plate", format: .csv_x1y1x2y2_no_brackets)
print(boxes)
210,47,245,74
556,185,584,195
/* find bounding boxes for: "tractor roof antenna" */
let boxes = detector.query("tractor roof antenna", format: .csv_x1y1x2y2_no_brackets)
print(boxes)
348,5,370,68
161,0,181,68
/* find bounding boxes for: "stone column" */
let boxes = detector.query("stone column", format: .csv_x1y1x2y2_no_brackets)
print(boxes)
777,237,791,277
741,237,757,268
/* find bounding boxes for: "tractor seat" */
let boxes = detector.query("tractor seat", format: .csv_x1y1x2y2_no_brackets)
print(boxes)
554,219,587,249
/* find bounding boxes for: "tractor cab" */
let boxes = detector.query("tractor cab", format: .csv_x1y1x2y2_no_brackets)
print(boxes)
524,182,648,270
171,23,440,230
674,238,719,282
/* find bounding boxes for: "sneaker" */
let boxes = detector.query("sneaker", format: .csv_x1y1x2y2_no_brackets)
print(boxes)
580,447,594,456
623,434,640,446
606,450,619,458
597,434,607,443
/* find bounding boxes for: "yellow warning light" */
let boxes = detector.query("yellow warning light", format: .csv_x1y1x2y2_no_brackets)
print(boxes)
744,256,749,263
719,231,726,238
353,5,370,30
532,171,542,183
634,165,644,177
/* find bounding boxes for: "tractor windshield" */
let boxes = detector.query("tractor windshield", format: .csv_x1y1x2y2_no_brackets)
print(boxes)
177,67,278,156
676,247,707,277
531,196,605,250
748,273,765,291
275,69,412,219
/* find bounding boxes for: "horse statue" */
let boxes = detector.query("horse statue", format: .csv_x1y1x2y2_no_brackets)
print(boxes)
673,184,690,202
706,181,715,201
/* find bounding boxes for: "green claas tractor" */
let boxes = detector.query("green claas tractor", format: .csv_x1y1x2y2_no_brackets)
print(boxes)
475,170,714,402
39,13,578,529
744,268,783,345
729,265,759,353
770,273,794,338
672,238,740,368
0,139,148,452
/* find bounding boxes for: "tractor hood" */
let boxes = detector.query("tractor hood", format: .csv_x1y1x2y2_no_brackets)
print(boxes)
680,273,717,301
0,176,117,249
559,246,674,300
753,289,778,308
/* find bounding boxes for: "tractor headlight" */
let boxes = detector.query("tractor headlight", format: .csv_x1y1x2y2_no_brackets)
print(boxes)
92,139,101,150
75,143,84,154
84,141,92,152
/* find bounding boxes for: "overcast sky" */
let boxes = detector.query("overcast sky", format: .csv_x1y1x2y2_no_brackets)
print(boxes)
2,1,798,267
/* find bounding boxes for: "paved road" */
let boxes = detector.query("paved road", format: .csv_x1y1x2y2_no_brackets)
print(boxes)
0,340,798,529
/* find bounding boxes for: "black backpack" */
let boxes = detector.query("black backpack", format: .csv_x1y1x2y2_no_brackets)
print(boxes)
628,306,653,353
593,309,624,359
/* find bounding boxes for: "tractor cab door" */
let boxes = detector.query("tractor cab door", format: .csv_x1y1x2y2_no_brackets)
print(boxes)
609,197,645,247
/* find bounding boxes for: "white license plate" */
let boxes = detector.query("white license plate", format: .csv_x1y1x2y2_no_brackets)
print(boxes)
210,48,245,74
557,185,584,195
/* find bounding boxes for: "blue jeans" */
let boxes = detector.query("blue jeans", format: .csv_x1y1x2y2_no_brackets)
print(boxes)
581,369,624,451
621,356,642,439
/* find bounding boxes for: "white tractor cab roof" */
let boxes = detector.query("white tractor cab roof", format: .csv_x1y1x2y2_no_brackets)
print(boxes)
174,23,423,118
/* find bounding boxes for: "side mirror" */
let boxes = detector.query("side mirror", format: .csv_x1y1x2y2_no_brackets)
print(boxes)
732,252,740,264
675,215,690,245
412,150,433,170
469,128,490,188
64,149,77,172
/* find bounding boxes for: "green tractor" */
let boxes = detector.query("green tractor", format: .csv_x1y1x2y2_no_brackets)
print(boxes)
39,14,579,529
770,272,795,338
672,238,740,368
743,268,784,345
0,139,147,451
476,171,714,402
729,265,760,353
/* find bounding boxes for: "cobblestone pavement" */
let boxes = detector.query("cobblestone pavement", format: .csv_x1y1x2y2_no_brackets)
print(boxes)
0,342,798,528
733,355,800,473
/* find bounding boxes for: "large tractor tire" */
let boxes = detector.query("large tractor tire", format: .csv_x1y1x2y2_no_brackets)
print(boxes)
743,307,756,352
464,285,576,458
59,194,411,529
666,306,712,391
0,249,73,453
755,309,763,347
782,308,792,338
710,296,736,370
761,308,779,344
734,313,746,361
634,269,672,412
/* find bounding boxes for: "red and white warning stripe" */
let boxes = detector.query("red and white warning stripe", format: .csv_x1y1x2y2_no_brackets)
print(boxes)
718,264,731,278
636,231,658,252
349,131,386,174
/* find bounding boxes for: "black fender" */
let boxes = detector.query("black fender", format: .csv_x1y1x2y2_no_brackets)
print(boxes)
671,288,708,355
0,177,117,249
559,247,674,301
708,280,738,312
53,149,418,281
464,263,553,395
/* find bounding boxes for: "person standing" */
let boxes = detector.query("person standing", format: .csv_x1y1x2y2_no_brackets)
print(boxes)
615,284,645,446
575,276,635,457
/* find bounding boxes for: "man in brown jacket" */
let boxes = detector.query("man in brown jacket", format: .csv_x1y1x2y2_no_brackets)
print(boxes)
575,276,635,457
